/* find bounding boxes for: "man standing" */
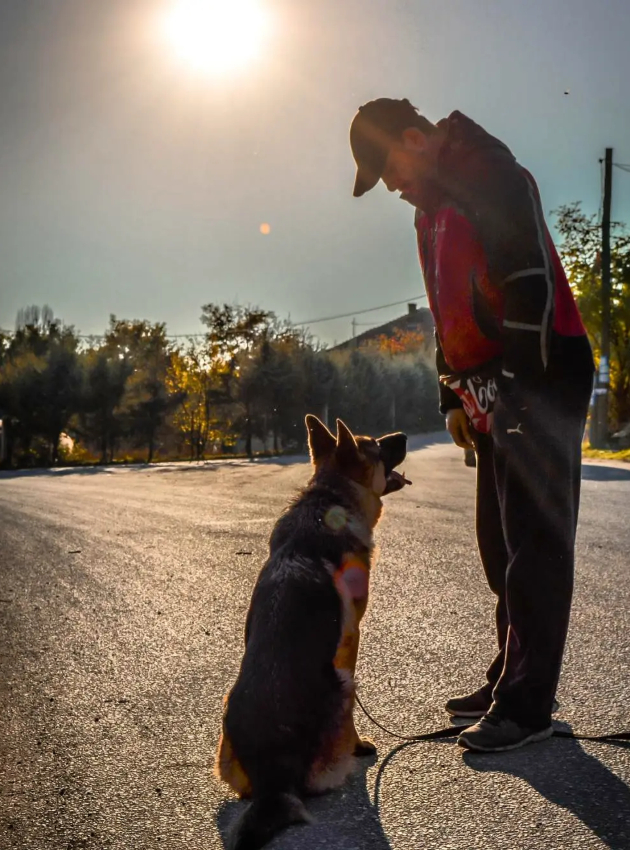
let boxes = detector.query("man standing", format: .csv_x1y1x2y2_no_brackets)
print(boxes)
350,99,594,752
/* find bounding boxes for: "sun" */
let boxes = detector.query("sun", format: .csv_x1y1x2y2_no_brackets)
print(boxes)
161,0,271,76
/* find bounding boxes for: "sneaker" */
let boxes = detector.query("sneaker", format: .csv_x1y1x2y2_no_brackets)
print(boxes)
445,687,493,718
457,714,553,753
446,689,560,720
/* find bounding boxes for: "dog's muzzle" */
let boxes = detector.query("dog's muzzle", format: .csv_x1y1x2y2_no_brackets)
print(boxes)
377,432,412,495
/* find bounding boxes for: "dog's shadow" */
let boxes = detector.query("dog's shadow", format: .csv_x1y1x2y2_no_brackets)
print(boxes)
215,729,630,848
216,752,393,849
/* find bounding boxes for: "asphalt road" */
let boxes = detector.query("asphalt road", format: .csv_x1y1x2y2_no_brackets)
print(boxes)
1,433,630,850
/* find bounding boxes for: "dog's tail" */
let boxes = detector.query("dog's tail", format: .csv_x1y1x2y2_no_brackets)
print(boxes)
228,792,312,850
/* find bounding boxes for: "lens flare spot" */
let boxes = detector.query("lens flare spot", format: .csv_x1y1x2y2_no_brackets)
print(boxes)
324,505,347,531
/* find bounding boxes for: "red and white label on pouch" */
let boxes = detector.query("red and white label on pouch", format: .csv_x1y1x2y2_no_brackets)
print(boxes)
442,373,498,434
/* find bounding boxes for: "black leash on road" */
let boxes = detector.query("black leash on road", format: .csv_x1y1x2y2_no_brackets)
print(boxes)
354,690,630,745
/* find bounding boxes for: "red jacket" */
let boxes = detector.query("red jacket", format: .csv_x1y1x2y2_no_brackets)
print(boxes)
410,112,587,413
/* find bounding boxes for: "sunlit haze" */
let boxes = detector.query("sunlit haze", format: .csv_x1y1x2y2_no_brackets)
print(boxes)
160,0,272,77
0,0,629,345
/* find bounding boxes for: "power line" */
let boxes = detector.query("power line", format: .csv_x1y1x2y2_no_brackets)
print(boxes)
293,294,427,326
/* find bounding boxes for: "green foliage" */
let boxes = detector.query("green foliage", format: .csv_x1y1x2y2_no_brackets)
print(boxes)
328,346,441,436
0,302,442,467
0,307,82,465
555,203,630,428
166,346,226,461
105,319,183,462
79,345,133,463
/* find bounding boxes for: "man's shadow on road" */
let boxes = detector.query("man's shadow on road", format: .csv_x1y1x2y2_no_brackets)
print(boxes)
464,727,630,850
581,464,630,482
216,752,393,849
363,730,630,850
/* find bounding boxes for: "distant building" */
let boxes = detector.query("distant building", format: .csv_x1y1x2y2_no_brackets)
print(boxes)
330,302,434,351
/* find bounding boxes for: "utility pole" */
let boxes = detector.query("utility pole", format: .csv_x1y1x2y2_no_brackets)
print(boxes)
351,318,357,339
593,148,613,447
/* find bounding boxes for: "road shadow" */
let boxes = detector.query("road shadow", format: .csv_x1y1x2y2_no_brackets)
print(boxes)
0,457,308,480
581,463,630,482
0,431,452,481
215,753,393,849
0,464,116,479
464,725,630,850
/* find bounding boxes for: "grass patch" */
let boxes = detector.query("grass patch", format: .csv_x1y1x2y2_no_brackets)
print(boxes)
583,444,630,462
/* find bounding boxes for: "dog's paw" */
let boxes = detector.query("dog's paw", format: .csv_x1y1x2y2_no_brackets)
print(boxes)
354,738,377,757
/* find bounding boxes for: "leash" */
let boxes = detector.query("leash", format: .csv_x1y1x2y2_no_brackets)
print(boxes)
354,690,630,745
552,729,630,743
355,691,458,742
356,688,630,823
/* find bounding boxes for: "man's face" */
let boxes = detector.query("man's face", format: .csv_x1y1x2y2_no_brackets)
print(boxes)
380,128,441,203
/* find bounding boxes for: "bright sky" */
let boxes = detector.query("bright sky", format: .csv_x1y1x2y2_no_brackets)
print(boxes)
1,0,629,345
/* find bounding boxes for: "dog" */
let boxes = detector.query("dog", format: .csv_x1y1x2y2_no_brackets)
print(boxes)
215,414,410,850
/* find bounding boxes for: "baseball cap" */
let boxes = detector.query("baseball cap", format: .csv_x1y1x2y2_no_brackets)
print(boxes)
350,98,421,197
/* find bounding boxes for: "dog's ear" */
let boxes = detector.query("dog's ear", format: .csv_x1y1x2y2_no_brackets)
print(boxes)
305,415,336,464
335,419,358,464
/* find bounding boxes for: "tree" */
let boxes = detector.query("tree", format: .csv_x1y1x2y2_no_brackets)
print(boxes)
166,345,227,460
0,350,42,464
235,332,306,453
0,330,11,366
200,304,272,394
329,347,390,434
37,335,82,464
326,339,441,437
0,307,82,465
555,203,630,429
302,349,340,430
103,318,183,463
201,304,303,456
79,345,133,463
372,327,427,357
0,300,445,468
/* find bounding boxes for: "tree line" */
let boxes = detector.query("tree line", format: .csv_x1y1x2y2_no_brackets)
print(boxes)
0,304,442,468
2,203,627,467
555,203,630,429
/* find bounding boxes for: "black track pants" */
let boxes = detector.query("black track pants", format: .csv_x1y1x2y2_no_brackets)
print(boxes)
474,340,594,729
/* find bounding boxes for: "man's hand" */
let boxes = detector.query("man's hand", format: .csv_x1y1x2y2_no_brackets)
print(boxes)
446,408,475,449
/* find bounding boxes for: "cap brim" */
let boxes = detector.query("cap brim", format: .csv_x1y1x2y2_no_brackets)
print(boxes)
352,169,380,198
